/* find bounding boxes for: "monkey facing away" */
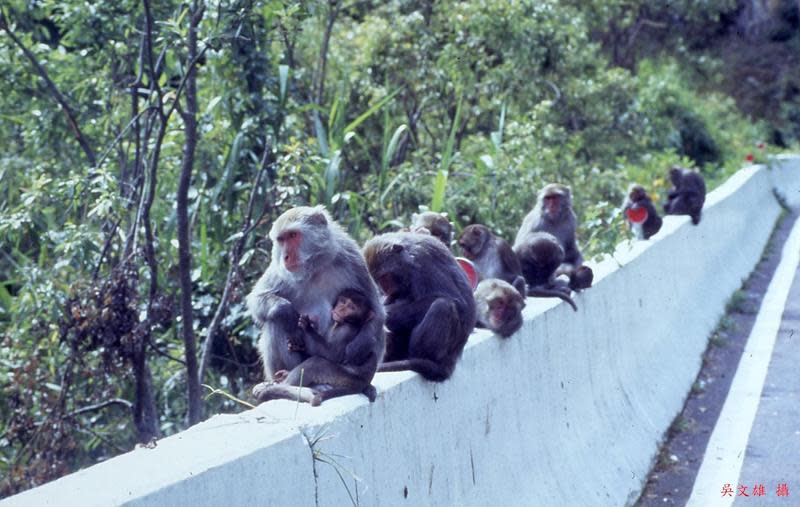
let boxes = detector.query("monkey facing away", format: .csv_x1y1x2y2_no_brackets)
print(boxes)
246,206,385,406
664,166,706,225
623,184,663,240
363,232,477,382
514,183,592,295
458,224,527,297
410,211,454,246
512,231,578,311
474,279,526,338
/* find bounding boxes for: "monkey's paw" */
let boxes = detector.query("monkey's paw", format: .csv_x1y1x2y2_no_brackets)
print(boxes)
310,393,323,407
252,382,272,401
272,370,289,383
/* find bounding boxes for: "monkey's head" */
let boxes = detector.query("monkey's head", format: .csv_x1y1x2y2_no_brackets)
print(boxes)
332,288,373,325
668,166,685,186
628,184,647,203
411,211,453,245
363,235,415,301
458,224,491,259
476,279,525,336
269,206,335,278
537,184,572,222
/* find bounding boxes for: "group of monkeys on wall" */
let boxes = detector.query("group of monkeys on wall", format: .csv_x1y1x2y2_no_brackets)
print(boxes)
246,166,706,406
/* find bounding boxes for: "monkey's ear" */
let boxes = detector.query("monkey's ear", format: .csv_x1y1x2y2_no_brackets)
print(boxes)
391,243,404,254
307,210,328,227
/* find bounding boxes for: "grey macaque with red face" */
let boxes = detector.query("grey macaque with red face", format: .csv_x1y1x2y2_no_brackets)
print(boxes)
513,183,591,305
474,279,526,338
246,206,385,406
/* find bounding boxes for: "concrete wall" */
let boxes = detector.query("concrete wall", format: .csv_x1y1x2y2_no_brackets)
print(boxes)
4,158,800,507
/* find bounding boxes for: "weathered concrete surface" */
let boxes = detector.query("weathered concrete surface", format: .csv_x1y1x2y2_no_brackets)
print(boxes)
3,158,799,507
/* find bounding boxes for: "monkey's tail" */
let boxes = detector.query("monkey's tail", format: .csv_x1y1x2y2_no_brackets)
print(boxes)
527,287,578,312
253,383,317,404
378,359,451,382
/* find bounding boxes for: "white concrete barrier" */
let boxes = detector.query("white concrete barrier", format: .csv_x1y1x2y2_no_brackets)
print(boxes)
4,158,800,507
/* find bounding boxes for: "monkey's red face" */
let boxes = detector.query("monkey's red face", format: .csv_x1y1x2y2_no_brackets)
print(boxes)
543,194,562,219
276,229,303,272
489,298,522,327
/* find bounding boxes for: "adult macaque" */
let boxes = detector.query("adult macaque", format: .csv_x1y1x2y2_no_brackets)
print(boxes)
623,184,663,240
664,166,706,225
474,279,526,338
410,211,454,246
512,231,578,311
246,206,385,406
514,183,593,293
363,232,476,382
458,224,526,297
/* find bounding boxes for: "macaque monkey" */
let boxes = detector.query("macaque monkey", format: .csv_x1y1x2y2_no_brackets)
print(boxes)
514,183,593,294
363,232,476,382
664,166,706,225
247,206,385,406
623,184,663,240
458,224,526,296
410,211,454,246
474,279,526,338
513,231,578,311
286,288,375,366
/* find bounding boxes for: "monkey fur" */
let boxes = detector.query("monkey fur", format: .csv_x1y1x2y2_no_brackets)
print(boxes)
474,279,526,338
514,183,592,297
458,224,527,297
512,231,578,311
247,206,385,406
664,166,706,225
623,184,663,240
363,232,477,382
410,211,454,246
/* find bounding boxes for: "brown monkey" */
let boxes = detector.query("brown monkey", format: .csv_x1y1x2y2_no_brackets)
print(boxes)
664,166,706,225
512,231,578,311
458,224,526,297
363,232,476,381
623,184,663,240
410,211,454,246
514,183,592,293
288,288,375,365
474,279,526,338
246,206,385,406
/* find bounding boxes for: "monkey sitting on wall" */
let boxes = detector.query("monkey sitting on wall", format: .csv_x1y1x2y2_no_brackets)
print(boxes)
363,232,476,382
514,183,593,295
247,206,385,406
409,211,454,246
458,224,527,297
664,166,706,225
474,279,526,338
623,184,663,240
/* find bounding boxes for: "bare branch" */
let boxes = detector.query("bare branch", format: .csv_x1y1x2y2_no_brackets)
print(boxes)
0,10,97,167
68,398,133,418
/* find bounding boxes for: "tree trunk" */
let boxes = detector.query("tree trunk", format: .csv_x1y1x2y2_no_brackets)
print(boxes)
177,2,204,426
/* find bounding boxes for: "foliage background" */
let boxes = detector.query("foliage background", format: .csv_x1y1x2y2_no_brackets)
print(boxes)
1,0,799,496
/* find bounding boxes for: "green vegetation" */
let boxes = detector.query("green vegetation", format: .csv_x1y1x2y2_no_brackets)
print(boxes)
1,0,799,496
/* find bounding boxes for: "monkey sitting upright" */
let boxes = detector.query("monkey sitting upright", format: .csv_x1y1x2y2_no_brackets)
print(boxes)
247,206,385,406
474,279,526,338
623,184,663,240
458,224,526,297
514,183,593,294
409,211,454,246
664,166,706,225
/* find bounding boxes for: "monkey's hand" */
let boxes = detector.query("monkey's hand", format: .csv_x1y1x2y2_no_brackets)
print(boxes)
272,370,289,383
